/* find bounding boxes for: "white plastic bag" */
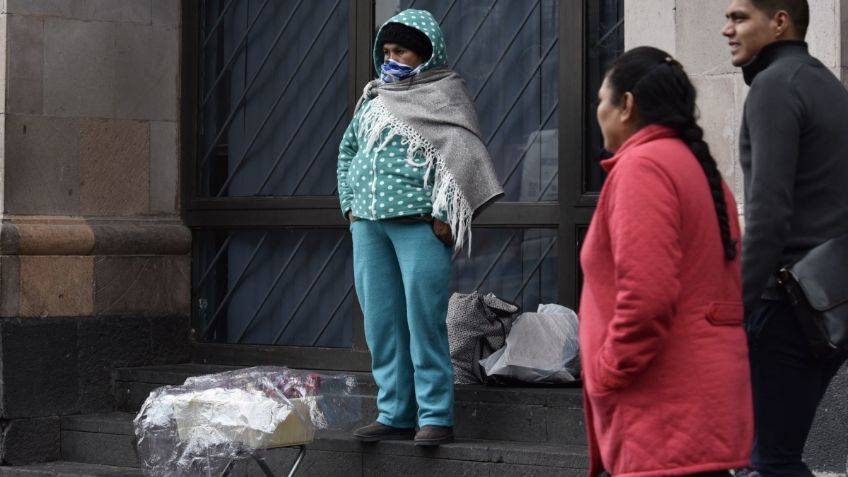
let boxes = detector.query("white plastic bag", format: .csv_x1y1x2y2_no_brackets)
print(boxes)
479,303,580,384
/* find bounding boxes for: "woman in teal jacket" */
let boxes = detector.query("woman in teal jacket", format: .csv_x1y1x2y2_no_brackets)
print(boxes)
337,9,502,446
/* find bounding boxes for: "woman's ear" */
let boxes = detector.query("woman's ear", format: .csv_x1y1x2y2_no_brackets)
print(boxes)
619,92,638,125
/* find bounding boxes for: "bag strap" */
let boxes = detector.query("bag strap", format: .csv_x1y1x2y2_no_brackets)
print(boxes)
471,338,490,383
489,315,509,343
475,315,510,384
481,293,519,317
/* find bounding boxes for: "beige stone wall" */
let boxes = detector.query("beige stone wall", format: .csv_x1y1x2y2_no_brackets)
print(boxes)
0,0,188,318
625,0,845,215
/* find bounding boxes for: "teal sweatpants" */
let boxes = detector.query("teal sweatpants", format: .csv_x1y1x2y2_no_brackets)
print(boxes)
350,219,454,427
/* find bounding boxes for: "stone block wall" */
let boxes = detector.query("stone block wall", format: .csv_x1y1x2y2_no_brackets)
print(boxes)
2,0,180,216
626,1,848,474
0,0,189,464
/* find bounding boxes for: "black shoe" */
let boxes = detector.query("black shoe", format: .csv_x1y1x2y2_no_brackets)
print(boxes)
414,425,454,446
353,422,415,442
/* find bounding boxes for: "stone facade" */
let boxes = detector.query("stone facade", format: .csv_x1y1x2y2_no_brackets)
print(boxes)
0,0,190,464
625,1,848,475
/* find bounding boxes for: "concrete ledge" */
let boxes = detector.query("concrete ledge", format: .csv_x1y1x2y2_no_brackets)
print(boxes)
89,223,190,255
0,218,190,256
1,217,190,318
16,223,94,256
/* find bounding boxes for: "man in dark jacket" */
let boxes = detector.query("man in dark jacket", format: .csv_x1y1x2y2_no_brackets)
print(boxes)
722,0,848,475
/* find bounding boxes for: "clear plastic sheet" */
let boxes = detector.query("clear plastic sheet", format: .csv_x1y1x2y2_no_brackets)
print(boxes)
133,367,362,476
479,303,581,384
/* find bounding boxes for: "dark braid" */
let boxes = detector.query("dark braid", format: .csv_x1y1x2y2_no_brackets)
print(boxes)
606,47,738,261
678,121,738,261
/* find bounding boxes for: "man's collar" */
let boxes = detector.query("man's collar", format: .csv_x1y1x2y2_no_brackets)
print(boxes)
742,40,808,85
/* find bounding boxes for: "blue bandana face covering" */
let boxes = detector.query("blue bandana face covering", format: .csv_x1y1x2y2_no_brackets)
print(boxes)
380,59,422,83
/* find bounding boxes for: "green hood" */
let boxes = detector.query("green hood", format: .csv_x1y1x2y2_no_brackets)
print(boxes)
373,9,447,75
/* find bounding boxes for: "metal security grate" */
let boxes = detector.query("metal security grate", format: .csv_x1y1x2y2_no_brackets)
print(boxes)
586,0,625,192
189,1,625,348
198,0,349,198
193,229,354,346
450,229,558,312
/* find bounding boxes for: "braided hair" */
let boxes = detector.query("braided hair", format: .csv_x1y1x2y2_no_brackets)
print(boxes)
605,46,738,261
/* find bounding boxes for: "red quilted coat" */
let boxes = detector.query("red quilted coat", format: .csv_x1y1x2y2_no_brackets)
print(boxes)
579,125,753,477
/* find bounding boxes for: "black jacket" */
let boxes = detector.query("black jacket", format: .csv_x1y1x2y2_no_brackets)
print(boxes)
740,41,848,312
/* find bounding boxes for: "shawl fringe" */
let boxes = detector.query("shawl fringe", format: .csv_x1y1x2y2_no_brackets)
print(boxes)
360,96,473,252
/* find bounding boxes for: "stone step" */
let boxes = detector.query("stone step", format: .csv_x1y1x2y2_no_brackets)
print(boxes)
58,413,588,476
0,462,142,477
251,434,589,477
114,364,586,446
60,414,137,469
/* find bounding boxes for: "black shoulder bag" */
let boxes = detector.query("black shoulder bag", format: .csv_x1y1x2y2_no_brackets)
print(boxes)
777,234,848,357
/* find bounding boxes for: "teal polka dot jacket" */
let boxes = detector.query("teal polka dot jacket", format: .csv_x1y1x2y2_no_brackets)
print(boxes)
337,9,448,222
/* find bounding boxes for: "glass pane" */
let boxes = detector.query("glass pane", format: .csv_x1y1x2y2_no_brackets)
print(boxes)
375,1,559,202
198,0,349,197
193,229,354,347
451,228,558,313
585,0,624,192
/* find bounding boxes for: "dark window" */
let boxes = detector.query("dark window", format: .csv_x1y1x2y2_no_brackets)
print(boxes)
185,0,624,353
586,0,624,193
197,0,349,198
193,229,353,346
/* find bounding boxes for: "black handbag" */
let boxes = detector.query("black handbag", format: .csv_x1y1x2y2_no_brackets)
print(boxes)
777,234,848,356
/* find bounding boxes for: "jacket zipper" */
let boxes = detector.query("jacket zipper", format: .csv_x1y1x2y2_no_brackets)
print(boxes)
369,148,378,219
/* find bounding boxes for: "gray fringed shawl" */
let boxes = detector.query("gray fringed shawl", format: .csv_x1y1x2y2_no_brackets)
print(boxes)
357,66,504,252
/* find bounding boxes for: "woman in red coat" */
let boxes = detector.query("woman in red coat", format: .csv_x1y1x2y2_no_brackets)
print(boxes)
579,46,753,476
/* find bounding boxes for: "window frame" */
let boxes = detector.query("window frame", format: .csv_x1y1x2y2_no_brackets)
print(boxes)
180,0,609,367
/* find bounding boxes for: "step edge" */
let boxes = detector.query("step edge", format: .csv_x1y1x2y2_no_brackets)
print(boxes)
61,413,136,435
56,428,588,471
0,461,143,477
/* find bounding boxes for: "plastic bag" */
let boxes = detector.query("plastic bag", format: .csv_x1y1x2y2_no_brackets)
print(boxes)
133,366,363,477
479,303,580,384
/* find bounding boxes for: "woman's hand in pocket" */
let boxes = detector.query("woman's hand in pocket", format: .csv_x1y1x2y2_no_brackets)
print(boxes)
432,218,453,246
